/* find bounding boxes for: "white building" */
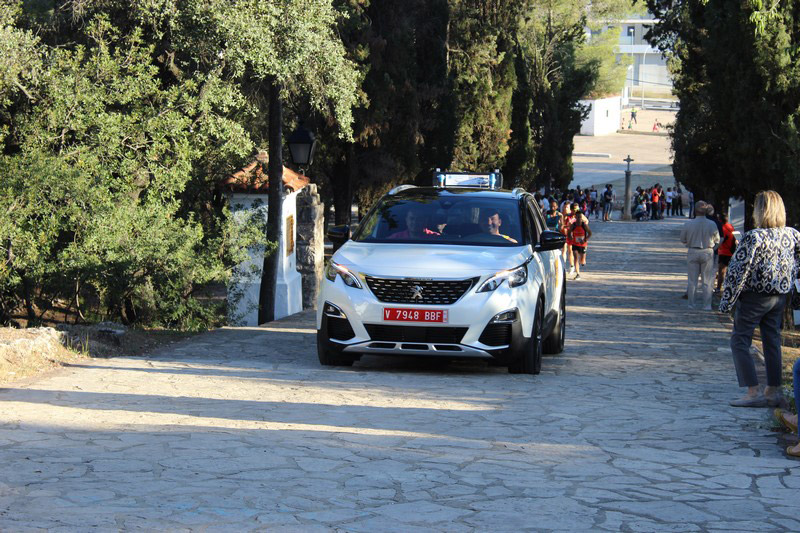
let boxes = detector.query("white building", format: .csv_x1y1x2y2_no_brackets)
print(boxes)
221,152,309,326
589,15,673,106
614,16,672,103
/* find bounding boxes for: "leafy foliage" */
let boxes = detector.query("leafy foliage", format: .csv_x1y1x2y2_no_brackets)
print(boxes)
646,0,800,226
0,0,357,328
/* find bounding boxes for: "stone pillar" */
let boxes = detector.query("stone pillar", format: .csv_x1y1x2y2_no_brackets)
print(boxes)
296,184,325,310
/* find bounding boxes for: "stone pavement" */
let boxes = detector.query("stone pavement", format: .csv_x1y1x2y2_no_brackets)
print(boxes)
2,219,799,532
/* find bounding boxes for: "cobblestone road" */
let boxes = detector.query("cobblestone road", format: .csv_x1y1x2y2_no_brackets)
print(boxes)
2,219,798,532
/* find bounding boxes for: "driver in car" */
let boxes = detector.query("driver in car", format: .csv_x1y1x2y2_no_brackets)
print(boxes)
388,207,441,239
479,207,518,243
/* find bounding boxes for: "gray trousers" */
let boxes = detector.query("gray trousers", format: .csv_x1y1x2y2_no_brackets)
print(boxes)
687,248,714,308
730,291,786,388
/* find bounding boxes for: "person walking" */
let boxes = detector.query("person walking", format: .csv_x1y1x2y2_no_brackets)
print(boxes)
602,184,615,222
720,190,800,407
688,190,695,218
630,106,638,124
680,201,720,310
568,209,592,280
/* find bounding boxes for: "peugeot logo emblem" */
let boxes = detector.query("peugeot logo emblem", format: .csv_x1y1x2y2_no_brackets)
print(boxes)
410,285,424,301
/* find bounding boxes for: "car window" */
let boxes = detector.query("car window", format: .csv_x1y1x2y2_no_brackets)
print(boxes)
353,194,523,246
526,198,543,244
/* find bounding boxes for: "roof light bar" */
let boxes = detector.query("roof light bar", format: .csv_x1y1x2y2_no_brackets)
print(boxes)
433,168,503,189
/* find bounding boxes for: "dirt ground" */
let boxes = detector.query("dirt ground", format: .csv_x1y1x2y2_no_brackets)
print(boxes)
0,326,195,386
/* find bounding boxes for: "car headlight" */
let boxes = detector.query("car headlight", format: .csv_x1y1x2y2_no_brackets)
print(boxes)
476,264,528,293
324,261,363,289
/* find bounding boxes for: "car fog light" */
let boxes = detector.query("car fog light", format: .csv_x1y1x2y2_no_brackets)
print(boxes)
490,309,518,323
323,302,347,318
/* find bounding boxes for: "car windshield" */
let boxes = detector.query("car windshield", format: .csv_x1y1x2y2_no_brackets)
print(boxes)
353,192,523,246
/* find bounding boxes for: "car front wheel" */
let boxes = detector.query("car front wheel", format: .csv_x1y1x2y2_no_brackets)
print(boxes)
317,333,356,367
508,299,543,375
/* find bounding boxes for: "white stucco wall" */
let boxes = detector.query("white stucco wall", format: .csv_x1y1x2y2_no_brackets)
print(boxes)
579,96,622,136
227,190,304,326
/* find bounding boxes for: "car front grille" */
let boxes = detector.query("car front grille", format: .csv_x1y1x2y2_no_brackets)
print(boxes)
365,325,468,344
479,323,512,346
364,276,477,305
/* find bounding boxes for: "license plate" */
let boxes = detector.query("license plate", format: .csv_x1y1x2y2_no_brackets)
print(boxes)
383,308,448,323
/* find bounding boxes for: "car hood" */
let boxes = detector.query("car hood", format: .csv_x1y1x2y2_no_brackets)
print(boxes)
333,242,531,278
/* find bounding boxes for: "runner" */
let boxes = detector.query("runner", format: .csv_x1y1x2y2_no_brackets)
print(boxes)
568,208,592,280
561,202,575,273
545,201,563,232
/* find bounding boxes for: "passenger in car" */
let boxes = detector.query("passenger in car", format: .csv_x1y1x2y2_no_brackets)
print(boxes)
387,207,441,239
479,207,518,244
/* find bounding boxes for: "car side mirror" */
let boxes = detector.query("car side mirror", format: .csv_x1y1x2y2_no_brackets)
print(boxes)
535,230,565,252
327,225,350,244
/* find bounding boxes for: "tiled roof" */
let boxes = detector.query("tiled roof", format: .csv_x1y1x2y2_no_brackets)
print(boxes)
220,151,309,193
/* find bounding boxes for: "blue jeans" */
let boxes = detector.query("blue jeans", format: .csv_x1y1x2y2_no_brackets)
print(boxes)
794,359,800,433
730,291,786,388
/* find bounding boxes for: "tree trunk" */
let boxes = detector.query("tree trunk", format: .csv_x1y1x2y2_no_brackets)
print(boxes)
332,143,354,225
21,276,36,323
743,190,756,232
258,79,283,325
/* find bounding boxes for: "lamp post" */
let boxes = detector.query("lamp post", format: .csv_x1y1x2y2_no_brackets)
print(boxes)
288,123,317,174
623,155,634,220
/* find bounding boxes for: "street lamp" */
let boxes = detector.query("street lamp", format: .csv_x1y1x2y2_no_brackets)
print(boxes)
288,123,317,172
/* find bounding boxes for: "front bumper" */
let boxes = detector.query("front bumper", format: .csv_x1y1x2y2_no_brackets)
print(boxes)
317,274,532,361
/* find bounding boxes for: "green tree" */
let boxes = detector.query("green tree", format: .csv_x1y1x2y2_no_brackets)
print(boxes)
0,1,360,327
647,0,800,227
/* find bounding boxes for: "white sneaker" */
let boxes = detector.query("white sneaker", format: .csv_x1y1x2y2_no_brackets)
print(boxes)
569,266,575,275
574,273,581,280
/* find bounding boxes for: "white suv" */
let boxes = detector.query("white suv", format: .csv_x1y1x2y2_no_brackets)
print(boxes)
317,181,566,374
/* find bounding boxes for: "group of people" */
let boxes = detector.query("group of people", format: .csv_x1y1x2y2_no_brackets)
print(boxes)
632,184,689,221
534,184,617,224
683,190,800,457
543,200,593,280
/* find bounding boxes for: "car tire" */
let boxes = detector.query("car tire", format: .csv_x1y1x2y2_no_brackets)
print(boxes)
508,299,543,375
317,333,355,367
543,285,566,355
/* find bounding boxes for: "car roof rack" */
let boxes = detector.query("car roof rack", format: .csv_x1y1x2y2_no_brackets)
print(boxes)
433,168,503,190
388,184,417,195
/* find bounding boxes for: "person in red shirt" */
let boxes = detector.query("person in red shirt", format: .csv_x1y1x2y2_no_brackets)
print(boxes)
650,186,661,220
716,212,736,292
568,208,592,280
561,203,575,272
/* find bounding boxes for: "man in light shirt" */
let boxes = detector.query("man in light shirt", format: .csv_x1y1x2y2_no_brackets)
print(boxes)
680,201,720,310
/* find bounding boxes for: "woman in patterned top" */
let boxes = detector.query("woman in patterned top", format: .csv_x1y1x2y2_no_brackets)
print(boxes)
720,191,800,407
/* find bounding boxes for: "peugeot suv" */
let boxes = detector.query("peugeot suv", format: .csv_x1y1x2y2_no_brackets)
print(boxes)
316,181,566,374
